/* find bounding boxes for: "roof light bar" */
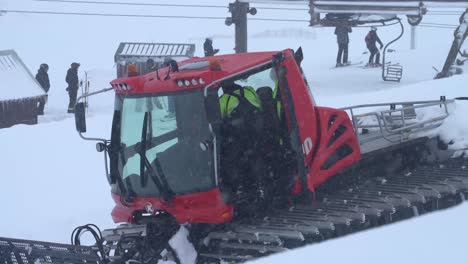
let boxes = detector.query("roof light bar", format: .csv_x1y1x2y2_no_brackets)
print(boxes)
175,78,206,88
112,83,132,92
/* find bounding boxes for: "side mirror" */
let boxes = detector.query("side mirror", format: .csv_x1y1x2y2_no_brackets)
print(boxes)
75,102,87,133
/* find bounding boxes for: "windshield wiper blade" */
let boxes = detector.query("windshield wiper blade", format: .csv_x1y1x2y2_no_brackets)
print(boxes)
141,155,175,202
111,142,135,203
140,112,149,187
137,112,175,202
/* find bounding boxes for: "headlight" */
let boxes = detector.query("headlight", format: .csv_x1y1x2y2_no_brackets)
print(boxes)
184,80,190,87
177,80,184,87
199,78,205,85
191,79,198,85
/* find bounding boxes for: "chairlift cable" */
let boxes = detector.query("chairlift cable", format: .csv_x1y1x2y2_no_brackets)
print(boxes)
0,9,312,23
420,22,459,27
0,9,227,19
419,24,457,29
33,0,228,9
32,0,309,11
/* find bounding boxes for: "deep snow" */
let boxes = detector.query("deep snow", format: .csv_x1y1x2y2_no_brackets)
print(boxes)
1,0,468,263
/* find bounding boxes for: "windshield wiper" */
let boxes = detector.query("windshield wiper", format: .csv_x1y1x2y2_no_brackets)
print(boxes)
108,142,135,203
141,154,175,202
137,112,175,202
139,112,149,187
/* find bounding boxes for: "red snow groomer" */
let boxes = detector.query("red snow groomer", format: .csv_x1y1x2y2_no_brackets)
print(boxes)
2,48,467,264
106,49,362,224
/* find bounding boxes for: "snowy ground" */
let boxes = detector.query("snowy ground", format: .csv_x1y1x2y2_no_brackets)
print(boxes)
252,203,468,264
1,0,468,263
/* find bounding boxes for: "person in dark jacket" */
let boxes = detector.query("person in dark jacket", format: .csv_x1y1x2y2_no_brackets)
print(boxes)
35,63,50,115
334,25,352,67
145,58,157,74
66,62,80,113
365,27,384,66
203,38,219,57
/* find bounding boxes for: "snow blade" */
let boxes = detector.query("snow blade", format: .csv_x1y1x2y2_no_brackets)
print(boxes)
0,237,102,264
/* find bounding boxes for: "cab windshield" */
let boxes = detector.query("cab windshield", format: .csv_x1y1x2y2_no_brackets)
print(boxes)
113,89,215,197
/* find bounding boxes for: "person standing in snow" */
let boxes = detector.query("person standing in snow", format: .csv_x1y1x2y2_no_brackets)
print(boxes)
365,27,384,67
35,63,50,115
334,25,352,67
66,62,80,113
203,38,219,57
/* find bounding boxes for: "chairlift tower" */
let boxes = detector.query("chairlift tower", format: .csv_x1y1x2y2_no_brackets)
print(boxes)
226,1,257,53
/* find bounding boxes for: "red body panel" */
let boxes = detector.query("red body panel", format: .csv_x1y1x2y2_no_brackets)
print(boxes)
277,50,361,193
111,188,233,224
308,107,362,189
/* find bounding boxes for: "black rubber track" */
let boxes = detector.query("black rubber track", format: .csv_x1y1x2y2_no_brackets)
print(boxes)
197,158,468,263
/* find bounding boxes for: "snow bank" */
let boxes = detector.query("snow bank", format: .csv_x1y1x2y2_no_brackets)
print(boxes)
438,99,468,156
170,226,197,264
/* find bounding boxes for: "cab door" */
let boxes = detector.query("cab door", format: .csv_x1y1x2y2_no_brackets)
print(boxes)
274,50,319,194
275,49,361,194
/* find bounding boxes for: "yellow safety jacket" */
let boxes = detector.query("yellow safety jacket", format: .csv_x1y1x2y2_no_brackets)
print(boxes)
272,81,282,120
219,86,262,118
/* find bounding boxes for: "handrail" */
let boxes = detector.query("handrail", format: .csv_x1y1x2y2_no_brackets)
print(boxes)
340,99,450,111
340,98,455,145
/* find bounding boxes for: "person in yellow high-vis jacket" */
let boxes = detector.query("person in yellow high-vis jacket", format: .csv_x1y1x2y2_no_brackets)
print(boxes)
219,83,261,118
270,69,283,121
218,81,264,203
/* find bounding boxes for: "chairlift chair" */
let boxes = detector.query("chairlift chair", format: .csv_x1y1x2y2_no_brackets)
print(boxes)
382,19,404,82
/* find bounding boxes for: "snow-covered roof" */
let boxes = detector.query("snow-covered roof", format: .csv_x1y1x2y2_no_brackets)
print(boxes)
114,42,196,62
0,50,45,101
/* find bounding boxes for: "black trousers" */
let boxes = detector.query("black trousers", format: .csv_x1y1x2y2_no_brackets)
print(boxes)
38,94,48,115
337,43,348,64
368,46,380,64
68,89,78,111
